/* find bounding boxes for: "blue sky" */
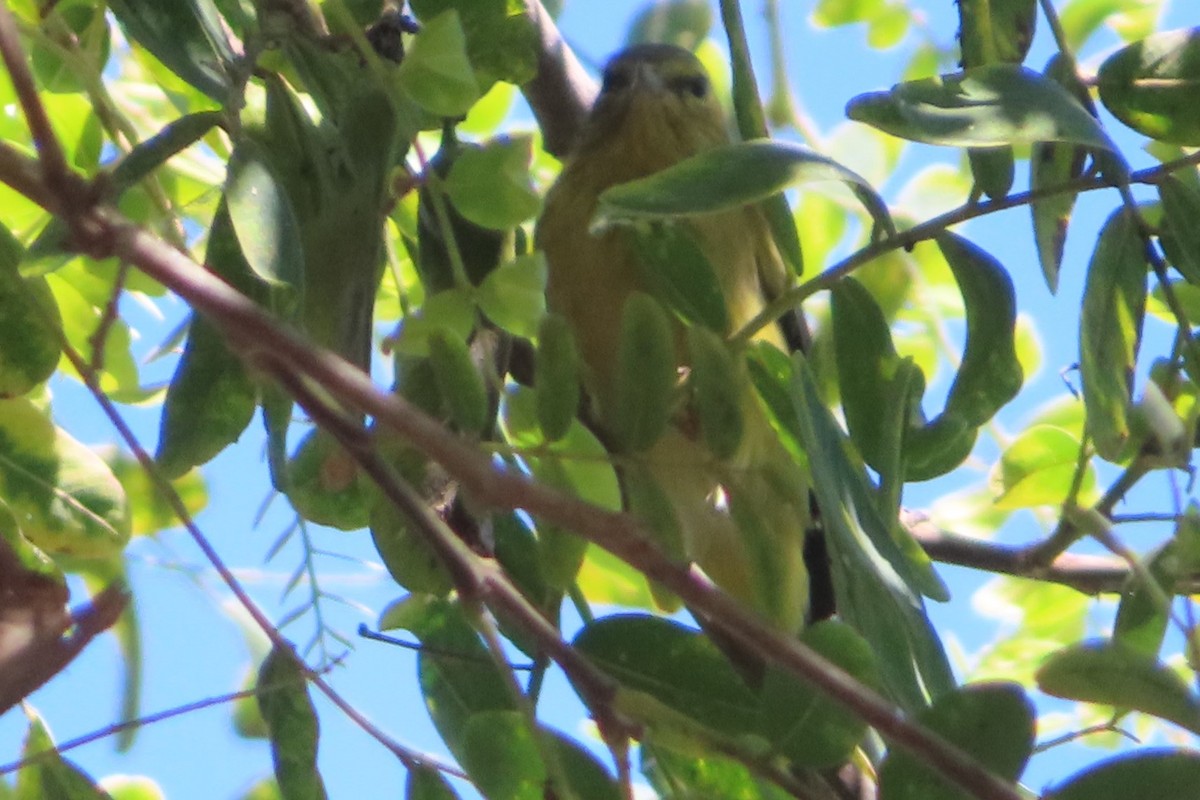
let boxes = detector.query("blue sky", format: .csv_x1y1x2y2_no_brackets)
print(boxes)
1,1,1194,798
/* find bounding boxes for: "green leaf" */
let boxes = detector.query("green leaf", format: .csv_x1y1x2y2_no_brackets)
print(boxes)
257,645,328,800
460,713,620,800
477,253,547,340
15,709,110,799
418,134,508,292
612,293,677,452
958,0,1036,67
370,484,454,596
830,277,909,474
392,288,478,357
408,0,537,88
789,358,955,709
155,200,262,476
446,135,540,230
1079,208,1147,461
641,740,791,800
1112,541,1176,658
847,64,1116,151
106,0,233,100
1045,750,1200,800
406,766,461,800
380,595,516,761
937,232,1023,426
100,775,165,800
686,327,745,461
626,0,713,48
533,312,580,442
460,711,543,800
427,327,489,435
878,683,1034,800
625,221,729,333
286,429,372,530
1030,55,1090,293
813,0,886,27
1058,0,1134,52
397,11,481,117
0,225,60,396
760,621,879,768
0,397,130,559
594,140,893,240
988,425,1094,509
573,615,760,737
496,414,600,587
967,147,1014,200
1036,641,1200,734
106,450,207,537
1098,28,1200,145
31,1,110,95
225,139,306,292
1158,175,1200,284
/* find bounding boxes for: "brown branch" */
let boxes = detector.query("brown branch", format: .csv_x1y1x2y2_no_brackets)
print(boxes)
519,0,594,158
0,1,74,202
902,511,1200,595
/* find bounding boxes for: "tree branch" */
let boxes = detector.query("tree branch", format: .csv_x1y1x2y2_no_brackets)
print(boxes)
902,511,1200,595
519,0,595,158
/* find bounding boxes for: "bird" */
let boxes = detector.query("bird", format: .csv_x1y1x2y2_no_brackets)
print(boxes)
536,43,811,632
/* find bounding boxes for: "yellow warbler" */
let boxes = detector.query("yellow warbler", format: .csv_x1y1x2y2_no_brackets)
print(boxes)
537,44,810,631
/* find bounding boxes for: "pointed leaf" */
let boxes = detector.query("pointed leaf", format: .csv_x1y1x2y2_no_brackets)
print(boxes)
106,0,233,100
1079,208,1148,460
848,64,1116,151
1030,54,1091,293
16,710,110,800
226,139,306,292
789,358,954,709
257,644,328,800
937,232,1023,426
594,140,893,240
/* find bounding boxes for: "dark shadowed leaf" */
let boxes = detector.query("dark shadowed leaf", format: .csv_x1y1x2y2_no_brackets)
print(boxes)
1045,750,1200,800
1098,28,1200,145
573,615,760,736
879,683,1034,800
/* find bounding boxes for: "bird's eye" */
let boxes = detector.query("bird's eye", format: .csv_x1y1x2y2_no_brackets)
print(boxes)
601,68,631,94
669,74,709,99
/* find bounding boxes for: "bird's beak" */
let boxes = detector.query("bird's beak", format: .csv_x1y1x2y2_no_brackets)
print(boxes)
631,63,666,94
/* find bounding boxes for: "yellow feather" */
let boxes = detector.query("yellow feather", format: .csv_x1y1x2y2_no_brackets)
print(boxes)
537,44,808,631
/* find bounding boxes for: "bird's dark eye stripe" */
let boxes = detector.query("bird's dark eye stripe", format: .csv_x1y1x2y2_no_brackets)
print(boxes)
669,75,708,98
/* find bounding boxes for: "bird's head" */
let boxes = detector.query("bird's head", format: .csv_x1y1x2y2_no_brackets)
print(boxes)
576,44,729,163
